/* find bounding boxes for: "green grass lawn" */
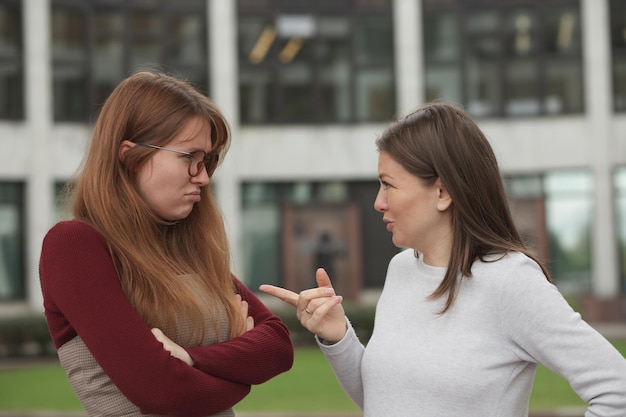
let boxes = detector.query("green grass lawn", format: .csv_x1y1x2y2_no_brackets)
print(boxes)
0,343,624,413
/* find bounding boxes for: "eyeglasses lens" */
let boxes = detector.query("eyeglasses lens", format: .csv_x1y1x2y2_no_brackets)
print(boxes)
190,152,219,177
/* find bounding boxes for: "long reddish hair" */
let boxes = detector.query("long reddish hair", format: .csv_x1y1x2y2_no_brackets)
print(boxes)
69,70,244,343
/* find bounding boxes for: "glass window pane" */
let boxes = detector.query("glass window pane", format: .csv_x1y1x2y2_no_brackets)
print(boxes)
505,60,540,116
131,39,160,69
170,15,204,65
0,61,22,120
504,10,538,57
423,12,458,61
466,36,501,118
425,65,461,104
355,69,394,122
238,17,271,65
281,63,314,122
52,9,84,60
94,11,124,33
354,16,393,66
132,13,159,35
466,11,498,33
610,1,626,51
52,1,208,122
543,7,580,56
0,183,24,301
320,64,350,122
53,66,88,121
545,171,593,294
615,59,626,111
240,70,273,123
318,17,351,122
546,60,584,114
0,4,21,120
238,0,394,124
94,37,125,106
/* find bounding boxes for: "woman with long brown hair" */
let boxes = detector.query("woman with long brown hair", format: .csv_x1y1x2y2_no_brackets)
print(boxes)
40,70,293,416
261,102,626,416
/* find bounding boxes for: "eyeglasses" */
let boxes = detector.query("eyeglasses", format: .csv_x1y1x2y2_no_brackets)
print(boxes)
135,143,219,177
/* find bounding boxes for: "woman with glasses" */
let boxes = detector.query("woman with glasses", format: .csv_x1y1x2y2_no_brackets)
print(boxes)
260,102,626,416
39,70,294,416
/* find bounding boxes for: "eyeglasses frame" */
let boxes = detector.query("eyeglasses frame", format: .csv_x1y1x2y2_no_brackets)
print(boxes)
134,143,219,178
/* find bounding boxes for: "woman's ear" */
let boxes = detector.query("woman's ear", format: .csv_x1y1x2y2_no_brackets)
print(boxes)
118,140,135,162
435,178,453,212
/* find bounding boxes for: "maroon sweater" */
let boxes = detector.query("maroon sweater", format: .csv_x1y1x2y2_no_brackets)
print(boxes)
40,220,294,416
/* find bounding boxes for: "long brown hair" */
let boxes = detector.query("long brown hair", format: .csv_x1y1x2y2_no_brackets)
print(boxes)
69,70,244,342
376,102,551,313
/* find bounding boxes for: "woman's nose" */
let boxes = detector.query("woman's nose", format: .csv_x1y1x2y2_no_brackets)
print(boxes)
374,191,386,212
191,166,210,186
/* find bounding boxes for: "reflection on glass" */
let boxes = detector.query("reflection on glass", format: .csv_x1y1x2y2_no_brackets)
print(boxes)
423,13,458,61
544,7,580,55
94,37,124,105
423,2,583,117
505,60,539,116
356,69,393,122
355,16,393,65
0,4,21,120
171,16,203,64
94,12,124,33
467,36,500,117
615,61,626,111
131,39,159,69
425,65,461,104
239,70,272,123
52,9,84,59
545,171,592,294
0,183,23,300
132,13,159,34
238,2,394,123
505,10,536,57
320,64,350,122
282,63,314,122
546,61,583,114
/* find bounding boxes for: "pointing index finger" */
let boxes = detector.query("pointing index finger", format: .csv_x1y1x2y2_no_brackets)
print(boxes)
258,284,299,307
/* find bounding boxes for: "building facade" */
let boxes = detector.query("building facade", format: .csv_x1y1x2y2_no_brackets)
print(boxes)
1,0,625,319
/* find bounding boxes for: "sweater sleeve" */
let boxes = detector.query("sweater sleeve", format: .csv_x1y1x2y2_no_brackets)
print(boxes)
187,277,294,385
500,257,626,417
316,318,365,409
40,221,250,417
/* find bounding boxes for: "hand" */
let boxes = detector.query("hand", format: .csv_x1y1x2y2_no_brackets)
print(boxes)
233,293,255,337
151,328,193,366
259,268,346,344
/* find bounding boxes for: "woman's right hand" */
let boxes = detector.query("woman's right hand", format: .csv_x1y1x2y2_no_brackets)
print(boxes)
259,268,347,344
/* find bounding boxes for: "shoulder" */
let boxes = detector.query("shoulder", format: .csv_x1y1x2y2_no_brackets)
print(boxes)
44,220,103,242
473,251,543,280
42,220,108,256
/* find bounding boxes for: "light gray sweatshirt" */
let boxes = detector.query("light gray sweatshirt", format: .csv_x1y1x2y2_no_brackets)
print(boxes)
318,249,626,417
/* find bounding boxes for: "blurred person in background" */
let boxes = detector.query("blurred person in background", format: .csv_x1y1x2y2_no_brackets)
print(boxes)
261,102,626,417
40,70,293,417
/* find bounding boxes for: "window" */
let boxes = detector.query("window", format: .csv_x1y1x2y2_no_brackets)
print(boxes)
238,0,395,124
505,170,592,294
0,1,23,120
240,180,397,292
0,183,24,301
611,0,626,112
423,0,583,118
51,0,208,122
